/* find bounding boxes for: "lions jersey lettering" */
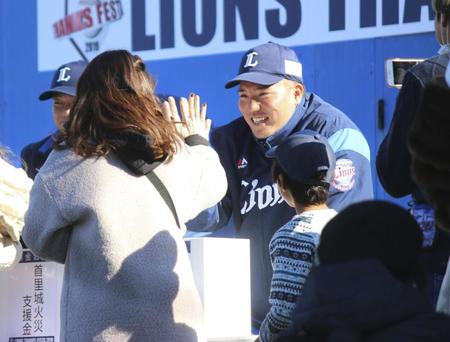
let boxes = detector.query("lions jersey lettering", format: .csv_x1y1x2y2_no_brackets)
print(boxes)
240,178,284,214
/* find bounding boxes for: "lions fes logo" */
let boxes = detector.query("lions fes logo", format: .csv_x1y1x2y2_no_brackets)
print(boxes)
53,0,124,60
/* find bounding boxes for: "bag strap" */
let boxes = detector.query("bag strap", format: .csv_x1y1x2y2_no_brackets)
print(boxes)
146,171,181,229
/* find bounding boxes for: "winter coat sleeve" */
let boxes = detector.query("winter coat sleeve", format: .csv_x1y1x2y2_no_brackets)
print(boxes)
376,71,423,198
185,132,233,232
22,175,71,264
187,144,227,218
172,142,227,226
185,189,232,232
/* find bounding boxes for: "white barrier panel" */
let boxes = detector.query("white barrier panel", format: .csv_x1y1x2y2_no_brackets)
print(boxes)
186,237,252,341
0,250,64,342
1,240,252,341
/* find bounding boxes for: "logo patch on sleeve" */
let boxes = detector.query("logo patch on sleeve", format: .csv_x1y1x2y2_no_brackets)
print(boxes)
332,159,356,192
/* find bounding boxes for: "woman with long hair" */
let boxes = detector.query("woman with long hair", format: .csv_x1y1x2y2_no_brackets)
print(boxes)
22,50,227,341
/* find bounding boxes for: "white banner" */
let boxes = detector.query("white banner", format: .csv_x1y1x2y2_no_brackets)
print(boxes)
37,0,435,71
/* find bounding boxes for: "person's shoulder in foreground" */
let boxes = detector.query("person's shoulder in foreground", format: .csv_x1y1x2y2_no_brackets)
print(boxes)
277,200,450,342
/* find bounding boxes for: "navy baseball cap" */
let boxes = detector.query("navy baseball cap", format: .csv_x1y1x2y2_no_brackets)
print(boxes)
225,42,303,89
39,61,88,101
266,132,336,185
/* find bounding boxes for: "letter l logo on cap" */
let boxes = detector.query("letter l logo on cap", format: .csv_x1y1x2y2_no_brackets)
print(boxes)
243,52,258,68
57,67,71,82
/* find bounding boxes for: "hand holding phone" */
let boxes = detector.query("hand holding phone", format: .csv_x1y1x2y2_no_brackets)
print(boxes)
385,58,425,88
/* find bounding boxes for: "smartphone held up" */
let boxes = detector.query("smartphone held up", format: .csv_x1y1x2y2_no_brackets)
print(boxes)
385,58,425,88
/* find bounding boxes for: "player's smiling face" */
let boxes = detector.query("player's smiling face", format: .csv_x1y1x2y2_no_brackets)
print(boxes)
238,80,303,139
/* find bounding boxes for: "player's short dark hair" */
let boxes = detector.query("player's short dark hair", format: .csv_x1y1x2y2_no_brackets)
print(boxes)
272,160,330,206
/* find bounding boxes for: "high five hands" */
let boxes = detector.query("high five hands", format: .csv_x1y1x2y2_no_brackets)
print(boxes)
162,93,212,141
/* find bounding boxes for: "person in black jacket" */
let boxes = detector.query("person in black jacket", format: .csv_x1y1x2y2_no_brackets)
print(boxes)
21,61,87,180
408,71,450,315
376,0,450,306
278,200,450,342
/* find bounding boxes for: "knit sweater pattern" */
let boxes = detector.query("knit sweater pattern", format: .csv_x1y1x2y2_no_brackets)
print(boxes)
259,208,337,342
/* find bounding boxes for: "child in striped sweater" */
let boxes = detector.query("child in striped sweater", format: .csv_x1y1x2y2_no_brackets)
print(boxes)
259,132,337,342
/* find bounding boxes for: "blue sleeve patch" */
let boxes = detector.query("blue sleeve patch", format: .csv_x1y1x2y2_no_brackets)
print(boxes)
327,128,371,162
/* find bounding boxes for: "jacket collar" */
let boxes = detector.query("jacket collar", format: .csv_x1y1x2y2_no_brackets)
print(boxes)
256,93,312,152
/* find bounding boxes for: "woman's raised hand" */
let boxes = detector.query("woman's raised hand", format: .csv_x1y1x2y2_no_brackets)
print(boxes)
162,94,212,140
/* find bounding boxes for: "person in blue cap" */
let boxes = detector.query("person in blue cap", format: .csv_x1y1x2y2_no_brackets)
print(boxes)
187,41,373,331
259,132,338,342
21,60,87,179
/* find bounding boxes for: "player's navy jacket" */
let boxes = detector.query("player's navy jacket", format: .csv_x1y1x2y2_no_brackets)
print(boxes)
21,134,55,180
188,92,373,326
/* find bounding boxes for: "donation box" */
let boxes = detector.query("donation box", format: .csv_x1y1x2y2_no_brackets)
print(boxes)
0,238,251,341
186,237,252,341
0,250,64,341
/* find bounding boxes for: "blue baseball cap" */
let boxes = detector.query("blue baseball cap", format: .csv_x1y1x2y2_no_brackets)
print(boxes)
225,42,303,89
39,61,88,101
266,132,336,185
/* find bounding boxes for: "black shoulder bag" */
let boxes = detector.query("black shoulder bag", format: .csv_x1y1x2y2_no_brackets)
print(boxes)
146,171,181,229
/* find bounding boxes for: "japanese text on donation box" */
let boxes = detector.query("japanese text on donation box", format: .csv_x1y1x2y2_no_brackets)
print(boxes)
0,250,63,342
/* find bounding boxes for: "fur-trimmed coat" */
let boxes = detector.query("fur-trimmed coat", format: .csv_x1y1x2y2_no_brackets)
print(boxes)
0,157,32,269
